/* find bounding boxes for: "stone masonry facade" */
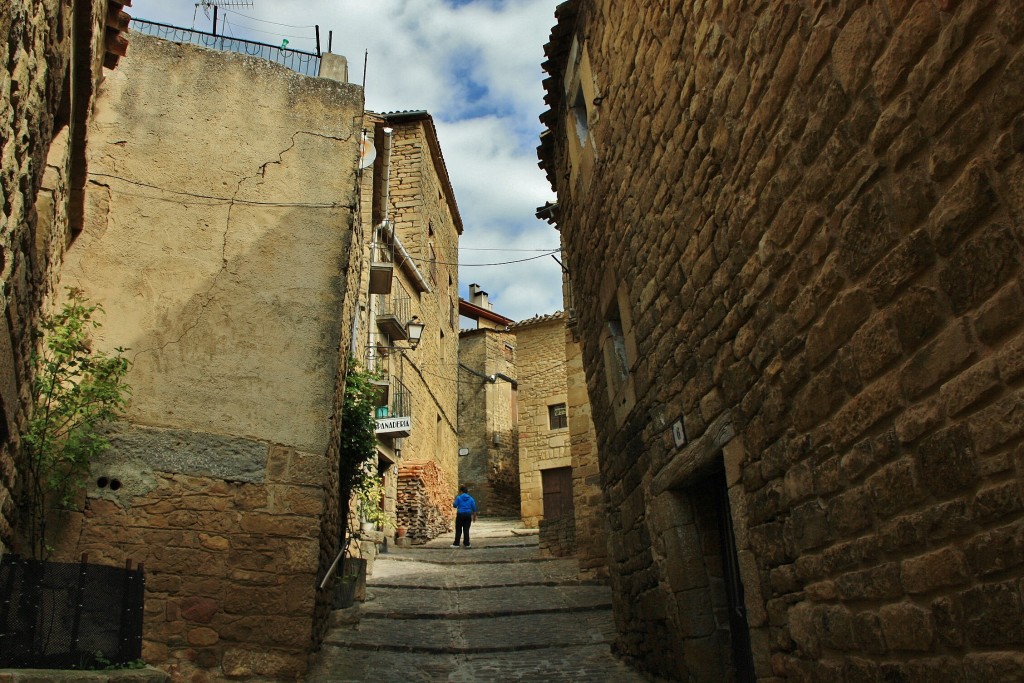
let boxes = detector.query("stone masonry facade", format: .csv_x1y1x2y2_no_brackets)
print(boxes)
515,313,571,528
1,0,121,558
457,327,521,516
541,1,1024,681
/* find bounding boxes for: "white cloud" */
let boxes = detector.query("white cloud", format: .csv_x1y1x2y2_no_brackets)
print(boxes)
132,0,562,321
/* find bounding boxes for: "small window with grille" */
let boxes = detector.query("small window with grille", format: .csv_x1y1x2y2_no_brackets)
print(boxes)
548,403,568,430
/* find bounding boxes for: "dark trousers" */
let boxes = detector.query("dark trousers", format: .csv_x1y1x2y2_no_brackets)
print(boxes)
454,513,473,546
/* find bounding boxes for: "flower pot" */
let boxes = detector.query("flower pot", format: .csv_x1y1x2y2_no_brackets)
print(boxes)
396,526,407,538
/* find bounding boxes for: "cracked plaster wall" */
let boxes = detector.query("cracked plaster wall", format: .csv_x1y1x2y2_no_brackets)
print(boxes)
52,33,365,681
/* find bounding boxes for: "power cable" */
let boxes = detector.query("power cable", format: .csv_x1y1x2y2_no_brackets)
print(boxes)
223,9,316,29
88,172,349,208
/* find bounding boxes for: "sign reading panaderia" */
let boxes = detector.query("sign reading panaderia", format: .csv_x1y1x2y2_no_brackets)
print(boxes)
375,416,412,434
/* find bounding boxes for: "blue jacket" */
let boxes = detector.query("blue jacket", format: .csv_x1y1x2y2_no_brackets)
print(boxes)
453,493,477,514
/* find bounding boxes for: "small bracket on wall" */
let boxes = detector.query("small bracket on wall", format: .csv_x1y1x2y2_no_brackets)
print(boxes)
672,418,688,449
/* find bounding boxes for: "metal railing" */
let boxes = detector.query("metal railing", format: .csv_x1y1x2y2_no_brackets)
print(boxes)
374,376,411,419
376,291,411,328
371,226,395,265
130,18,321,77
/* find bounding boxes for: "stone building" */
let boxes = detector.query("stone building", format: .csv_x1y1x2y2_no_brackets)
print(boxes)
457,295,606,572
540,1,1024,681
52,31,365,681
457,285,519,516
1,0,129,557
514,312,571,529
360,111,463,545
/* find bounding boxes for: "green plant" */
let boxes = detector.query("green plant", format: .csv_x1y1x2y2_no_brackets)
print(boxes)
356,475,392,530
338,361,389,533
20,288,131,559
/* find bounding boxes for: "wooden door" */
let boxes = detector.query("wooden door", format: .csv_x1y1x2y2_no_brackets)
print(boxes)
541,467,574,519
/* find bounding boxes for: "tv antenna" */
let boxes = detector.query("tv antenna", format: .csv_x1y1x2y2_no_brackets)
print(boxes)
195,0,254,36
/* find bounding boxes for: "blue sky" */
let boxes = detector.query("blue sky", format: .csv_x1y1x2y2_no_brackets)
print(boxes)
131,0,562,323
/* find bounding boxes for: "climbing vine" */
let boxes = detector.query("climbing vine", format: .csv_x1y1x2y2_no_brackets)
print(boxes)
338,361,388,532
20,289,131,559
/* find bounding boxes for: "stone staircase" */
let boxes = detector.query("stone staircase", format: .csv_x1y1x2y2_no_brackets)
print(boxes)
306,518,645,682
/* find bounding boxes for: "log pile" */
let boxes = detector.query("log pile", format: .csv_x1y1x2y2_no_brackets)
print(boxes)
397,461,454,543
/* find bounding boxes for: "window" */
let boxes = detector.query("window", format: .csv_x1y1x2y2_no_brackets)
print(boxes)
502,343,514,362
429,243,437,286
548,403,568,430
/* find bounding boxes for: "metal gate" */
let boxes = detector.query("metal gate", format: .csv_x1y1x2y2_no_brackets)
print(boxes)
712,469,756,682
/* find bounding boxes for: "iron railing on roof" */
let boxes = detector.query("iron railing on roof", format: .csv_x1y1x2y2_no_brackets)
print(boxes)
130,18,321,77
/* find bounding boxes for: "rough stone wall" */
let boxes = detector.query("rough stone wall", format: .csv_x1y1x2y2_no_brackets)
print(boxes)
397,460,455,543
375,117,460,513
515,314,570,528
564,323,608,580
0,0,111,557
54,33,364,681
457,327,520,516
538,513,577,558
541,1,1024,680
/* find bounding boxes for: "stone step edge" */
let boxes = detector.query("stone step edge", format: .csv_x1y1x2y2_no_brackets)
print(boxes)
318,638,614,656
378,555,553,566
359,602,613,621
411,543,539,550
366,579,607,591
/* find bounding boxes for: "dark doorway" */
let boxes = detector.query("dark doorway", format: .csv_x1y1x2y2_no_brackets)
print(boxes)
711,468,756,682
541,466,574,519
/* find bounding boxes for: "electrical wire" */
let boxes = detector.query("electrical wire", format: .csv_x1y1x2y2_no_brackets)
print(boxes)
403,250,560,268
458,247,561,252
223,9,316,29
217,18,316,41
88,172,349,208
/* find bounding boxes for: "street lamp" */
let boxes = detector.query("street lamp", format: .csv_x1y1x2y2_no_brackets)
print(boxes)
406,317,424,349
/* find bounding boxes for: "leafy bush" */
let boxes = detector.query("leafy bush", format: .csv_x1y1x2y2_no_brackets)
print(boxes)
20,289,131,559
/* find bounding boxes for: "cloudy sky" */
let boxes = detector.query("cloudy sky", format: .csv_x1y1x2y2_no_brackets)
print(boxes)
132,0,562,323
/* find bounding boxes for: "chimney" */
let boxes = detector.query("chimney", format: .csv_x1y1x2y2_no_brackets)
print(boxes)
469,283,491,311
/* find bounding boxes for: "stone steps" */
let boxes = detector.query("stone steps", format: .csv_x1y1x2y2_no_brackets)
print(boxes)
306,518,646,682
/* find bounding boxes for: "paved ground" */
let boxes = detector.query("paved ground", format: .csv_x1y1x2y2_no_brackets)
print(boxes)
307,518,648,682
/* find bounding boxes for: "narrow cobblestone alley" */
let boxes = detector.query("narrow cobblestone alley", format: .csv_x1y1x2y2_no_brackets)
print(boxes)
307,519,646,682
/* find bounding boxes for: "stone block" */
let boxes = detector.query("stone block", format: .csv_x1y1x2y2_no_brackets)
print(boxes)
221,647,306,678
830,374,902,449
964,521,1024,577
939,357,999,416
998,334,1024,383
939,223,1020,315
889,286,946,353
178,596,219,624
969,390,1024,454
805,289,872,369
867,460,925,518
899,320,974,399
850,315,902,381
879,601,934,650
865,229,937,305
917,424,978,497
901,547,970,594
894,399,943,443
835,563,902,601
961,580,1024,645
928,159,998,256
972,480,1024,524
964,652,1024,682
973,283,1024,345
873,1,942,99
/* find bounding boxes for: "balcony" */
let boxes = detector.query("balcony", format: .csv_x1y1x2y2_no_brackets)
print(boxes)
374,376,411,438
376,291,411,341
369,226,394,295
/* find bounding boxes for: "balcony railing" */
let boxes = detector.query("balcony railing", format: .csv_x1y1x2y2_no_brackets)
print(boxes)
130,19,321,77
369,225,395,295
374,377,411,438
375,291,411,341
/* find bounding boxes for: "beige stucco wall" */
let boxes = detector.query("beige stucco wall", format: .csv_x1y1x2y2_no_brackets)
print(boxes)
61,34,363,454
53,33,365,680
515,314,570,527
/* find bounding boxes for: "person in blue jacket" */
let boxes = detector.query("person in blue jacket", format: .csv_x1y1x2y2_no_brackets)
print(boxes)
452,485,478,547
